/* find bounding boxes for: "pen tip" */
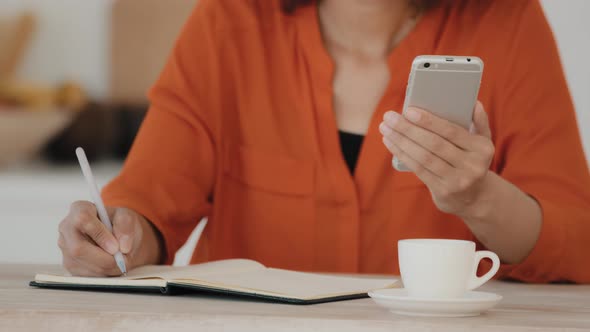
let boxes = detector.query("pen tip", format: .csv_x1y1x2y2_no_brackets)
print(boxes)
114,252,127,276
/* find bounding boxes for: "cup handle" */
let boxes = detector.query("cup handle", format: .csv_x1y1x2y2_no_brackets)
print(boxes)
468,250,500,290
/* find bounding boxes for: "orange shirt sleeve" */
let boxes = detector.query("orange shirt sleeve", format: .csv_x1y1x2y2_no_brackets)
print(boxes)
488,0,590,283
102,1,217,264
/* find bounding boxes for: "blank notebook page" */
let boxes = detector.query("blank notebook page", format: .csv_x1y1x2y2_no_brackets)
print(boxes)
181,268,395,298
123,259,265,280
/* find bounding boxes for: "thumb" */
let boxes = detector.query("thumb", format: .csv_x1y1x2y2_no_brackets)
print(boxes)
470,101,491,139
112,209,139,254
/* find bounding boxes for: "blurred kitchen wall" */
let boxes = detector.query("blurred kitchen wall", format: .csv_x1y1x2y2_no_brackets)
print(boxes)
0,0,110,99
542,0,590,159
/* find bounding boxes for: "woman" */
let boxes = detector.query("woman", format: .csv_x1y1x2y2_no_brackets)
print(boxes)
58,0,590,282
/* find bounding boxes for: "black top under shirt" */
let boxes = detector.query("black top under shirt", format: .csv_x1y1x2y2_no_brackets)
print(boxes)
338,131,365,175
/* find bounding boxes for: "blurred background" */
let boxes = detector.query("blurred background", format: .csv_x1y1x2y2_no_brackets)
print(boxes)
0,0,588,266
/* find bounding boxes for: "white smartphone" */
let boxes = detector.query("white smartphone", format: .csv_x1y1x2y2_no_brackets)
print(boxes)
393,55,484,171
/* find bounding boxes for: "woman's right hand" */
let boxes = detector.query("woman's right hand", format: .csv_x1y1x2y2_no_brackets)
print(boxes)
58,201,163,277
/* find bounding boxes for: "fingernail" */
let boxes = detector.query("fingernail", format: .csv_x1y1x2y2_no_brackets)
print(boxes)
405,108,421,122
384,111,400,126
119,235,131,254
379,122,393,135
106,240,119,254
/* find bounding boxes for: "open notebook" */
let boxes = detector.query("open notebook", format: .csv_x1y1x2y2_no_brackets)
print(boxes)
31,259,397,304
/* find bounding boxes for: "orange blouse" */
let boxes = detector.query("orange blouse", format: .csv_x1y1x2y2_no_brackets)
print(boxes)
102,0,590,283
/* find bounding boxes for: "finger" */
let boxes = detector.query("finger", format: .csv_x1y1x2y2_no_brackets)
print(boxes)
400,107,473,150
382,112,463,167
64,254,119,277
69,206,119,255
59,233,98,276
70,200,98,215
60,214,103,277
471,101,492,139
112,209,140,254
65,255,111,277
62,231,123,276
62,257,99,277
380,121,455,177
75,255,122,277
383,136,444,191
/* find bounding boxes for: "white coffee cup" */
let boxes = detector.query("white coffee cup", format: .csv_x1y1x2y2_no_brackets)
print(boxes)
398,239,500,299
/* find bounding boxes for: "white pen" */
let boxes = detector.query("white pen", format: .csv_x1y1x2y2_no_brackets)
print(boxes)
75,147,127,276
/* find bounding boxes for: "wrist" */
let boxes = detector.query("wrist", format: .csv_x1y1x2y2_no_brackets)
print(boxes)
458,171,500,224
138,216,165,265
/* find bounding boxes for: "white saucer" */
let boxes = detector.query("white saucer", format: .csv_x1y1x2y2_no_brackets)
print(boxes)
368,288,502,317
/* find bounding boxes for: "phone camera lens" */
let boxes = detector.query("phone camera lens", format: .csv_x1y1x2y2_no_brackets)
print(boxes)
424,63,430,68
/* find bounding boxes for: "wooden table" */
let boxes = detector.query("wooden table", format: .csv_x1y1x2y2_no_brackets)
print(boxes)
1,264,589,331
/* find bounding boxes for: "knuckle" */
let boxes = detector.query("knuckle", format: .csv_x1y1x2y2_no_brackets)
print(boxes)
71,215,83,227
483,142,495,158
58,219,68,234
57,236,66,250
70,200,83,209
115,212,134,227
80,218,96,234
73,212,91,227
69,243,84,258
71,200,93,211
82,209,97,221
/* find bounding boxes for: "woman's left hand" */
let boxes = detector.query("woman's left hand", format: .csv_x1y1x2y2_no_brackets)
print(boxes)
379,101,495,219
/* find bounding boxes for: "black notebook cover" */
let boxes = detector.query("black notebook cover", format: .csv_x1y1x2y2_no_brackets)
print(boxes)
29,281,369,305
